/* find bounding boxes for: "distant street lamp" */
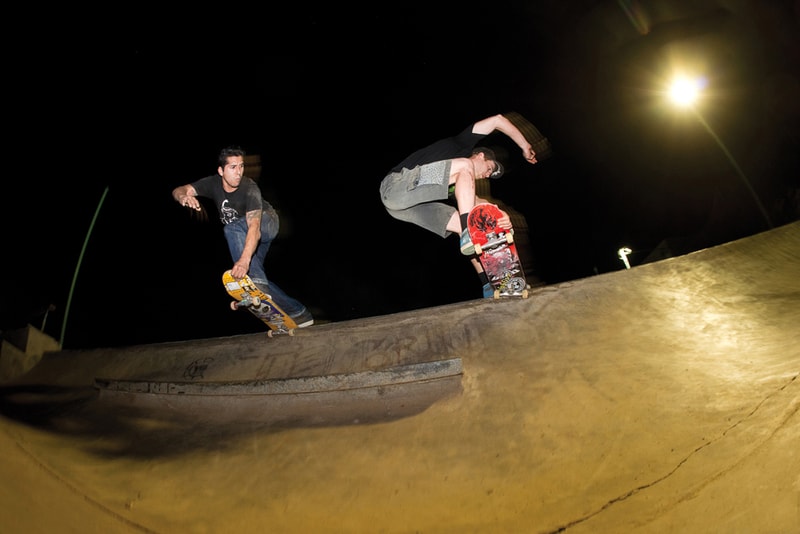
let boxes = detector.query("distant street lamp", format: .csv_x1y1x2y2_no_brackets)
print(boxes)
667,76,773,229
618,247,632,269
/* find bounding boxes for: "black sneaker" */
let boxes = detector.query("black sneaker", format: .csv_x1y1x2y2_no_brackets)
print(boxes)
291,309,314,328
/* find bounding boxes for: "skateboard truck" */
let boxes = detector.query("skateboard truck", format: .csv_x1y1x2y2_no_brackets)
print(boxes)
230,295,261,310
474,230,514,255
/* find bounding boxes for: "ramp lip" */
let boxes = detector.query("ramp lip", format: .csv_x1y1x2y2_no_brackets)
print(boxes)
94,358,463,397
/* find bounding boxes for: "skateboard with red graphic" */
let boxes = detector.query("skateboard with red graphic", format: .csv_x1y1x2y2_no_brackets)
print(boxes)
467,203,529,299
222,270,297,336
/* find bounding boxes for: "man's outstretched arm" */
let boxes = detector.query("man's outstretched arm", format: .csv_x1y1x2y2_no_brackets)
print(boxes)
471,114,538,164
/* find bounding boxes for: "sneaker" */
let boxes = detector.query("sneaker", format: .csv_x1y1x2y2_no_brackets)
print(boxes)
482,283,494,299
291,308,314,328
459,229,475,255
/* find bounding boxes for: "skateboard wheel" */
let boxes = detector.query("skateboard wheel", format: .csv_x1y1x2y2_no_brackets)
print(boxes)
493,290,500,299
474,243,482,255
506,233,514,244
251,297,261,307
230,301,238,311
522,289,529,299
509,277,527,293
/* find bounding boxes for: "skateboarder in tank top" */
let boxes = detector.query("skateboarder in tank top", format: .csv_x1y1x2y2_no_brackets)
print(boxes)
380,113,539,297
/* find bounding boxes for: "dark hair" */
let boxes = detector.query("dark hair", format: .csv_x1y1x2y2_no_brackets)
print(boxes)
218,146,246,168
472,146,497,161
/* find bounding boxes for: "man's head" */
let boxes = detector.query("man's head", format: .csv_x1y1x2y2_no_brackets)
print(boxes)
471,147,504,179
217,146,246,191
218,146,246,168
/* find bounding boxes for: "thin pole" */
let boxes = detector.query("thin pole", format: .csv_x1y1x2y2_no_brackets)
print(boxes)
60,186,109,348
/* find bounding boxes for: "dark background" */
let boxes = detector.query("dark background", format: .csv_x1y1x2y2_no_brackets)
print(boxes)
3,1,798,349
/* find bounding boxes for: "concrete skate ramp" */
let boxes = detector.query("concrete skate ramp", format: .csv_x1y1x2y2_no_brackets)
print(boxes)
1,222,799,533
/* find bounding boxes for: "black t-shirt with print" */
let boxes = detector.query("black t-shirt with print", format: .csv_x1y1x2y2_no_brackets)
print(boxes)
191,175,268,225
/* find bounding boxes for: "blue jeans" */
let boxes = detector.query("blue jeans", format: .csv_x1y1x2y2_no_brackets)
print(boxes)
222,207,307,317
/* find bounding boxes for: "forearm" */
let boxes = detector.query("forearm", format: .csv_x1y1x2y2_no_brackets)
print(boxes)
472,114,536,162
239,213,262,264
493,115,533,152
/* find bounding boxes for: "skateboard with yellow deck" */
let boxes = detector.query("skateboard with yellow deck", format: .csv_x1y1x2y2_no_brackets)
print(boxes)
222,270,297,336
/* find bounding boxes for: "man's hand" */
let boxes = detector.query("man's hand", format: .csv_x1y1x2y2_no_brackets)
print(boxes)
523,146,537,164
498,211,513,230
173,185,202,211
180,194,202,211
231,260,249,280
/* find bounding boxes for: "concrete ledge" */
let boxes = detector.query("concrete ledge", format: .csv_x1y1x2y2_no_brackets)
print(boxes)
93,359,464,425
94,358,462,396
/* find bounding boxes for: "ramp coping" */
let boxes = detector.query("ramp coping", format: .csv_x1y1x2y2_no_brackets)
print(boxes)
94,358,463,396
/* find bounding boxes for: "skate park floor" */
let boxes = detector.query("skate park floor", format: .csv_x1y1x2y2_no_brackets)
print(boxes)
1,221,799,533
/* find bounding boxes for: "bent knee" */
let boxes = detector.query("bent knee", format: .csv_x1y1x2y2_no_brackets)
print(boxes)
383,206,405,221
382,196,407,212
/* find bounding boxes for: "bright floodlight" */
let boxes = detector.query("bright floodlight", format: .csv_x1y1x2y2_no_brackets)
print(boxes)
668,77,703,107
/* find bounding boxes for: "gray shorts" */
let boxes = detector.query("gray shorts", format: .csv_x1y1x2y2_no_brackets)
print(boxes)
379,160,455,238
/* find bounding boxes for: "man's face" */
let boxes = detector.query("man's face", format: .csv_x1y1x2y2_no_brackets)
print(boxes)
220,156,245,190
474,153,498,179
485,160,500,178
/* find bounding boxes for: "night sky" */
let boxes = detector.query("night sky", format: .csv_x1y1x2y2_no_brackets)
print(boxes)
3,1,798,349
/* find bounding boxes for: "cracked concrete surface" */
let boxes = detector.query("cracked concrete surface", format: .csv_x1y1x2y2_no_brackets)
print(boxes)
1,222,799,533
